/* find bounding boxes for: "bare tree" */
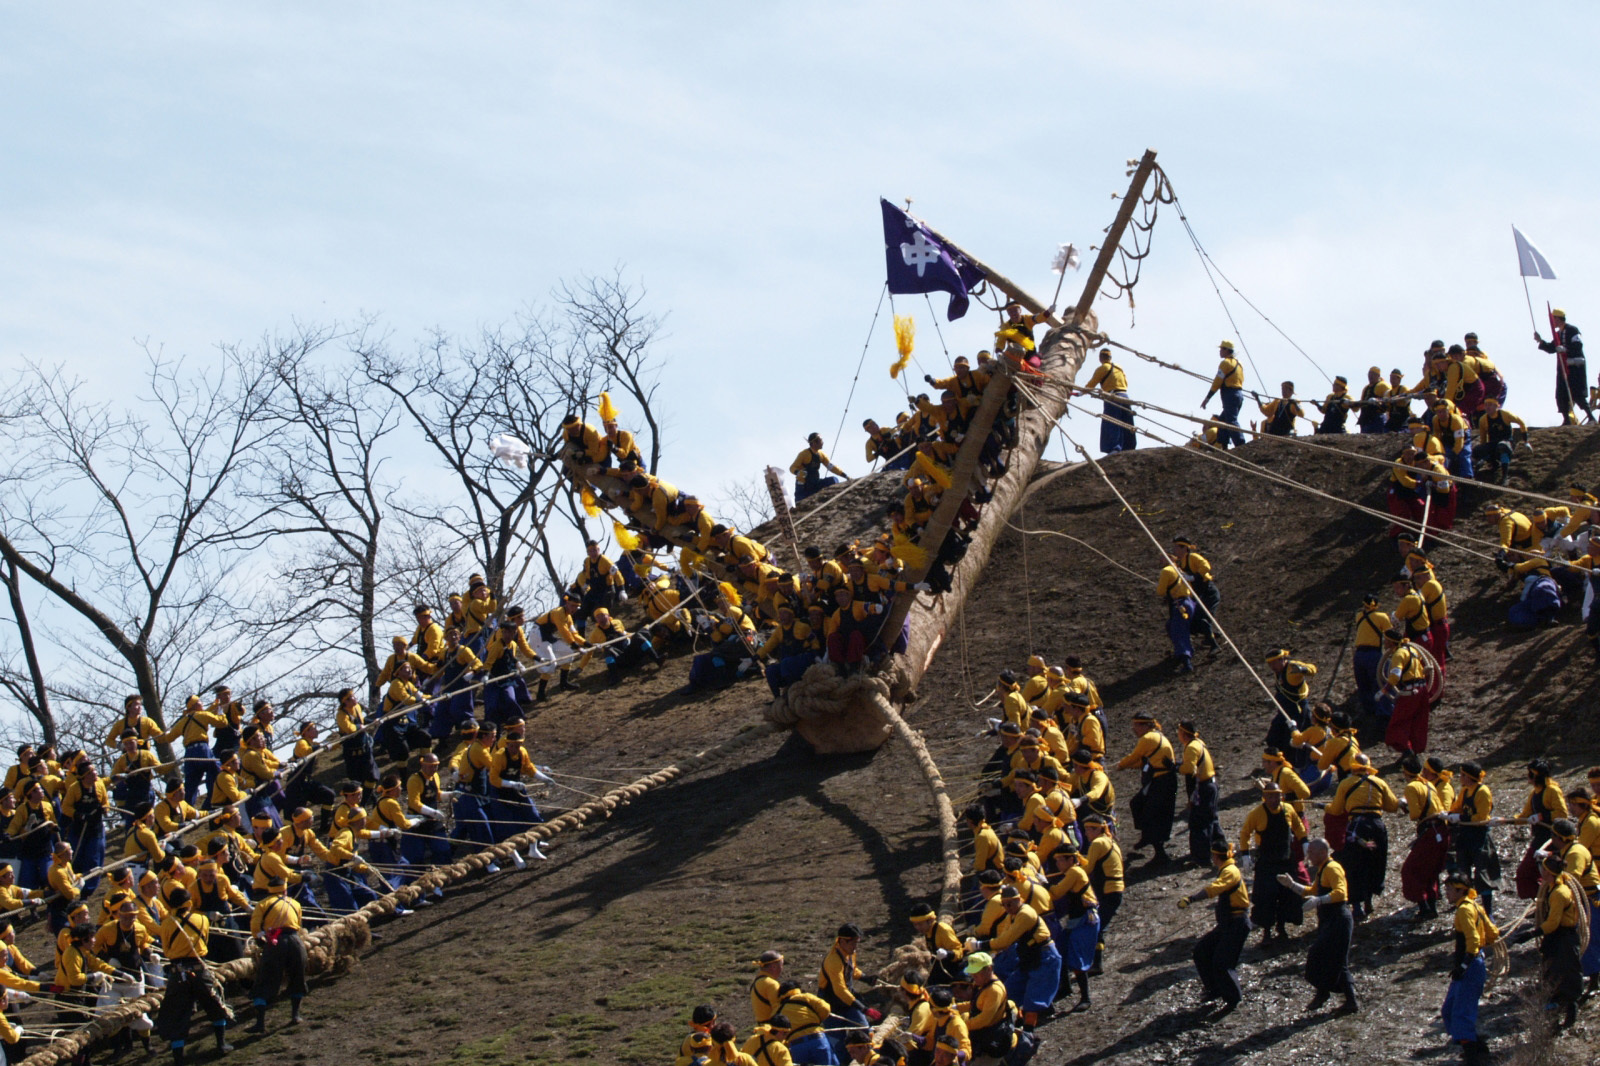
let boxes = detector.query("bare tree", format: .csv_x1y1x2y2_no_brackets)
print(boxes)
713,474,776,533
556,269,668,473
0,557,55,745
0,349,289,753
248,333,420,708
359,274,666,610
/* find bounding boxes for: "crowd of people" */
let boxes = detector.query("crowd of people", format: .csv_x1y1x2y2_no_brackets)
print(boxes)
1,305,1595,1066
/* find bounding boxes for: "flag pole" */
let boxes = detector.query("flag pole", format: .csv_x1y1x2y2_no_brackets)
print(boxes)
1521,275,1538,333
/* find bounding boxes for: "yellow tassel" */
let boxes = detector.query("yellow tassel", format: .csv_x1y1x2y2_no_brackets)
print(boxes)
581,488,600,517
680,546,704,574
597,392,619,423
717,581,741,607
612,521,641,553
890,314,915,379
891,542,930,571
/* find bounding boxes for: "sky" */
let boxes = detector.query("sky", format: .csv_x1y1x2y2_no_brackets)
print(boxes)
2,4,1597,703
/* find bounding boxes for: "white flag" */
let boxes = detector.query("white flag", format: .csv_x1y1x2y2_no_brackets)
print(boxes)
489,433,533,470
1051,242,1081,275
1513,225,1558,280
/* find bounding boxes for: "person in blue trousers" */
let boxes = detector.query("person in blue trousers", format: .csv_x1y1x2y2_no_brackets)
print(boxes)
1201,340,1248,449
1441,871,1494,1065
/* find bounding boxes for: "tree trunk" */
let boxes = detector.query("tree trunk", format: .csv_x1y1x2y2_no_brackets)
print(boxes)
1,559,57,747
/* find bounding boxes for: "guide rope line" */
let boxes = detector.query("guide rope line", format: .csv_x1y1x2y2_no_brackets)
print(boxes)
1055,390,1506,563
1031,375,1589,515
1017,381,1295,715
832,283,889,457
1167,184,1333,389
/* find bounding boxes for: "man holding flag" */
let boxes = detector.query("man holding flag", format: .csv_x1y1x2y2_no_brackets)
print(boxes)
1513,226,1591,425
1536,309,1592,425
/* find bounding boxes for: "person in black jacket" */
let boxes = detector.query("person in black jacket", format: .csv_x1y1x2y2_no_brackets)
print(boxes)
1536,309,1594,424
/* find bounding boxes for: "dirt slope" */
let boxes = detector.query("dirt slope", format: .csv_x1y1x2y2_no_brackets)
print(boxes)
110,425,1600,1066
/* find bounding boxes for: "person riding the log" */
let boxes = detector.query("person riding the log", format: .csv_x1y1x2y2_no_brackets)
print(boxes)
1238,778,1308,943
1171,537,1220,651
1324,754,1398,920
1441,868,1497,1066
1200,340,1248,448
1084,348,1136,454
1155,552,1197,673
1398,754,1449,922
1355,366,1391,434
1379,626,1432,756
1117,713,1177,866
790,432,850,503
1278,837,1360,1014
1258,381,1305,437
1310,376,1352,435
1178,834,1250,1014
1535,308,1593,425
1264,650,1317,764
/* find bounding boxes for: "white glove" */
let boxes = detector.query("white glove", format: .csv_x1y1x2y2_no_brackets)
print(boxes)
934,948,950,961
5,990,31,1005
1240,853,1254,874
87,972,110,992
617,591,629,603
913,582,932,592
1071,796,1086,810
406,816,426,830
384,827,402,842
1274,872,1295,888
25,897,42,909
985,717,1002,732
868,604,884,615
1528,813,1541,825
1310,894,1330,908
964,937,980,953
419,806,442,819
514,782,530,795
534,769,556,785
1446,813,1460,824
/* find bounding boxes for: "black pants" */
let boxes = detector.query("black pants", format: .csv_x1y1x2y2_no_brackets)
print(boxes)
252,930,308,1006
1252,861,1305,929
1188,778,1220,864
1306,903,1355,995
1542,926,1583,1005
1189,580,1220,641
1339,814,1389,909
155,960,231,1043
1194,914,1250,1005
1131,772,1177,847
1454,827,1499,911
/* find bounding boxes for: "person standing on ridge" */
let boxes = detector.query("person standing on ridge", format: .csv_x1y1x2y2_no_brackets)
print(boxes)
1201,340,1248,448
1536,308,1593,424
791,433,850,502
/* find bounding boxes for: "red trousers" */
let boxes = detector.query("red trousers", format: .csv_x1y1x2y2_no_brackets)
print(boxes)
1324,812,1349,853
1428,619,1450,664
827,630,866,665
1386,689,1430,754
1401,823,1449,902
1516,843,1543,900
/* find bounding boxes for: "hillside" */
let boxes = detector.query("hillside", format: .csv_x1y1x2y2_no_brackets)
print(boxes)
146,425,1600,1066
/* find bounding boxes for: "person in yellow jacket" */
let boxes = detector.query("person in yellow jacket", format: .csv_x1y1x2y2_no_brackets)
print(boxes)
773,981,834,1063
1537,852,1583,1027
1238,780,1308,942
1441,869,1497,1063
1177,721,1221,865
993,670,1030,731
92,896,158,1052
908,902,965,986
748,949,785,1024
105,694,165,752
1084,348,1136,453
246,877,308,1031
1278,837,1360,1013
967,885,1060,1028
153,887,234,1059
1178,836,1251,1011
791,432,850,502
743,1014,794,1066
817,923,873,1054
1201,340,1248,447
45,841,82,934
1059,690,1106,760
1118,713,1177,864
125,802,166,868
1156,557,1196,672
910,986,971,1060
162,694,229,806
1473,398,1527,485
1325,755,1399,919
1259,381,1306,436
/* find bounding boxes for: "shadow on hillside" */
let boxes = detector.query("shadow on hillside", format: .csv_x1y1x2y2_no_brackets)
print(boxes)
519,733,940,940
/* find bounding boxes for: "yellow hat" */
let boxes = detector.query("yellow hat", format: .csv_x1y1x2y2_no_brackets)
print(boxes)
1220,340,1235,351
1265,649,1290,664
1553,308,1567,319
